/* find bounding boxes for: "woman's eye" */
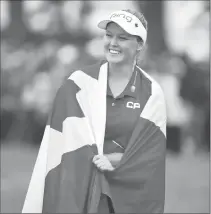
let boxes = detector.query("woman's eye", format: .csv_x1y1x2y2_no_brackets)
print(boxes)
106,33,111,37
119,37,127,40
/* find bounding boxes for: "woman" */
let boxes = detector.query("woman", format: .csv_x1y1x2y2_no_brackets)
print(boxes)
22,9,166,213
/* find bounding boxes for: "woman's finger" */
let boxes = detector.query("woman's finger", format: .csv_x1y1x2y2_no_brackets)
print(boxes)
95,160,107,167
97,157,111,165
93,156,107,164
98,163,108,170
98,160,111,167
92,155,105,162
98,164,114,171
99,166,106,171
97,160,113,169
93,158,104,165
93,155,100,162
93,155,114,171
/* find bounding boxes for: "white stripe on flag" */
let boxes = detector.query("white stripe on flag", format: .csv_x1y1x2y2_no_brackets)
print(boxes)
112,140,124,149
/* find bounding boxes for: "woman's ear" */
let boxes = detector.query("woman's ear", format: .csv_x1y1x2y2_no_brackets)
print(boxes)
136,37,143,52
137,42,142,52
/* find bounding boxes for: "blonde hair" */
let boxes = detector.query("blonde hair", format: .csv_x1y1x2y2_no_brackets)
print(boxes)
122,9,148,66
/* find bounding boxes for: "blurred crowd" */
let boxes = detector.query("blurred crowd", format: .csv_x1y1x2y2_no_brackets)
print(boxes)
1,1,210,153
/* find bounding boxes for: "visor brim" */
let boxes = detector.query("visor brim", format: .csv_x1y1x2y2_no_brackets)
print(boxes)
97,20,112,29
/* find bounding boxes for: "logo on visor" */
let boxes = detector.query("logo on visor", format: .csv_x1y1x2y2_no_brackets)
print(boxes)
110,13,132,22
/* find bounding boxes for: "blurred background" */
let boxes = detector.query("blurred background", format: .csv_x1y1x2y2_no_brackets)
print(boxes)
0,0,210,213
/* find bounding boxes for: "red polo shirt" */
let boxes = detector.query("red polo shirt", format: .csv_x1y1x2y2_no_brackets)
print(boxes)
103,66,151,154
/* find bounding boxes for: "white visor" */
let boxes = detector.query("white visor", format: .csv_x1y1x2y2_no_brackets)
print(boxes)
98,10,147,44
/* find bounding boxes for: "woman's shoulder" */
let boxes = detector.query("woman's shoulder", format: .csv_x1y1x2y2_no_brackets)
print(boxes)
56,60,107,95
136,65,165,98
66,60,107,81
55,60,107,96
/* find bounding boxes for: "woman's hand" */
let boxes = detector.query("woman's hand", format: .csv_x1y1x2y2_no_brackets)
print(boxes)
92,155,115,171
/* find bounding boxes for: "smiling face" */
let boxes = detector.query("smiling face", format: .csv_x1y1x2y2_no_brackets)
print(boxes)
103,22,141,65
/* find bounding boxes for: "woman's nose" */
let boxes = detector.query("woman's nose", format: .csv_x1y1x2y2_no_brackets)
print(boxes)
110,37,118,46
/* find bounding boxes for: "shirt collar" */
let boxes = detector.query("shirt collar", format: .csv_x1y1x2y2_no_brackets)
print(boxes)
107,66,139,99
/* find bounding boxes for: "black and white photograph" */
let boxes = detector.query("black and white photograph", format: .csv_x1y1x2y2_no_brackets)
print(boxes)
0,1,210,213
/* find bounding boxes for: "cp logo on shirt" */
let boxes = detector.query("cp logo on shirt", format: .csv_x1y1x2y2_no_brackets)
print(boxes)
126,102,140,109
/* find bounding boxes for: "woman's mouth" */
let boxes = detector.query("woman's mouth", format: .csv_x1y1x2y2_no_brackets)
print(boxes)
109,49,121,54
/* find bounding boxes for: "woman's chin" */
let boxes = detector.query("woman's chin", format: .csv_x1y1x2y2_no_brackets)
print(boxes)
106,55,123,64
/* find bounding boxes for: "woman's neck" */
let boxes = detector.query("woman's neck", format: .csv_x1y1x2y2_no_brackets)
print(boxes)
108,62,136,80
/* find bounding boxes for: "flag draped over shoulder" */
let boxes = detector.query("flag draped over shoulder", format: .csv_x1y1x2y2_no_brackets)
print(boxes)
22,61,167,213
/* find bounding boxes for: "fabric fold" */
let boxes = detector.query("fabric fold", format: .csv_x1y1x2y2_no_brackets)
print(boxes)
22,61,166,213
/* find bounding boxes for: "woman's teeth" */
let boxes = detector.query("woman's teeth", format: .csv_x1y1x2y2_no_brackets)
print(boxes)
109,49,120,54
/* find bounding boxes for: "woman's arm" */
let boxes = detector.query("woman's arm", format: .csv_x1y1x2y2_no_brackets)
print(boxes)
104,153,123,167
92,153,124,171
